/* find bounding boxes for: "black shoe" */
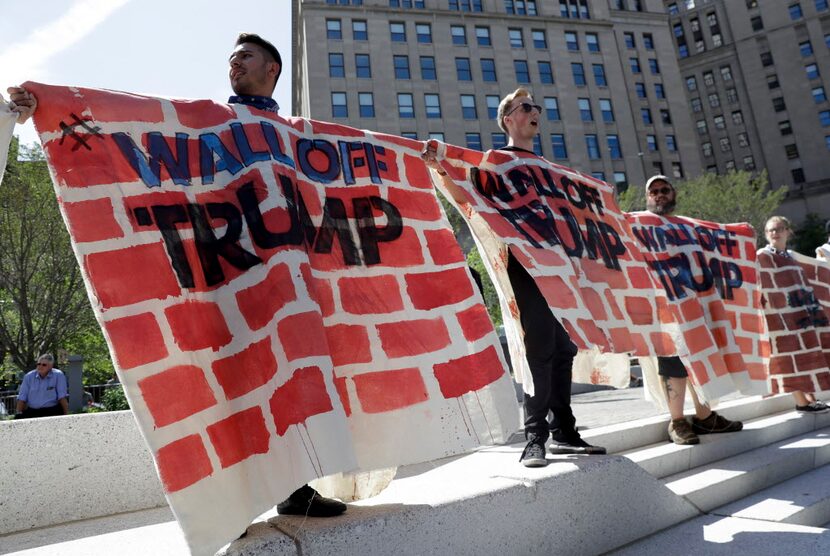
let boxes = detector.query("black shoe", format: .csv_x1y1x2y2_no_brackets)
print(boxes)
549,430,606,455
691,411,743,434
277,485,347,517
796,401,830,414
520,437,548,467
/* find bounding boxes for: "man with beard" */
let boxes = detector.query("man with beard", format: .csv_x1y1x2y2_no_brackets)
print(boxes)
645,175,743,445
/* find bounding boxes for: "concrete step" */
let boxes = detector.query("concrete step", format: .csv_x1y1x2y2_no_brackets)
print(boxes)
664,425,830,512
623,408,830,479
712,463,830,527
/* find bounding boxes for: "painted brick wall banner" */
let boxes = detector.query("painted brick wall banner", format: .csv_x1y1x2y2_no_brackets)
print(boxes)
429,141,768,401
627,212,768,400
757,249,830,394
25,82,519,556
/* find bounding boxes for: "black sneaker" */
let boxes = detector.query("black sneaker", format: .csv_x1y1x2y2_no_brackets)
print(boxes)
520,437,548,467
549,430,606,455
276,484,347,517
691,411,743,434
796,401,830,414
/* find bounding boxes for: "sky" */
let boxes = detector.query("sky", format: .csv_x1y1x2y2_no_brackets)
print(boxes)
0,0,292,147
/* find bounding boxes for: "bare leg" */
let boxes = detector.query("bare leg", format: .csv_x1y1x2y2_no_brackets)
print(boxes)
793,390,810,406
688,380,713,420
663,376,687,420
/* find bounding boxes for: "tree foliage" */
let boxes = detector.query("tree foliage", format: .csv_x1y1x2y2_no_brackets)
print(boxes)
0,138,112,377
618,170,785,244
791,213,827,257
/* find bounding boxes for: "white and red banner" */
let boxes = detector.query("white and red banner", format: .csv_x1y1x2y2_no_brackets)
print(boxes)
25,83,519,555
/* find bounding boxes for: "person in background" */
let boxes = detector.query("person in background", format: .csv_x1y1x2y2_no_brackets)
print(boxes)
815,220,830,261
16,354,68,418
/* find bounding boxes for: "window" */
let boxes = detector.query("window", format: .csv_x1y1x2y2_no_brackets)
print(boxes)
394,56,410,79
719,137,731,152
356,54,371,78
690,18,700,32
416,23,432,43
332,92,347,117
486,95,500,119
725,160,736,171
743,155,755,170
327,19,342,40
586,134,601,159
398,93,414,118
760,51,774,66
697,119,708,135
691,98,702,112
607,135,622,159
806,63,820,79
642,108,653,124
773,97,786,112
572,63,586,85
751,16,763,31
818,0,829,11
661,109,672,124
712,34,723,47
678,44,688,58
726,88,738,104
599,99,614,122
826,33,830,48
671,162,683,179
813,86,827,103
636,82,647,98
329,53,345,78
456,58,472,81
702,142,713,157
481,59,497,81
539,61,554,84
353,20,368,41
647,135,658,151
461,95,477,119
785,143,800,159
738,133,749,148
532,30,547,48
566,32,579,51
789,3,803,20
579,98,593,121
732,110,744,125
666,135,677,151
358,93,374,118
779,120,793,135
544,97,560,120
492,133,507,149
630,57,641,73
792,168,806,183
390,22,406,42
507,0,538,15
767,74,780,89
425,94,441,118
827,135,830,150
708,93,720,108
703,71,715,86
515,60,530,83
476,26,491,46
429,132,445,141
509,28,524,48
624,32,635,48
821,110,830,126
673,23,684,39
714,115,725,130
401,132,417,140
695,39,706,54
800,40,813,57
592,171,606,181
718,67,732,83
589,64,606,87
668,3,679,15
466,133,482,151
746,0,758,7
586,33,600,52
451,0,482,10
686,76,697,91
451,25,467,45
551,134,568,159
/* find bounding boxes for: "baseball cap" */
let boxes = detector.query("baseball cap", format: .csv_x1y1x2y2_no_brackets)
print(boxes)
646,175,673,191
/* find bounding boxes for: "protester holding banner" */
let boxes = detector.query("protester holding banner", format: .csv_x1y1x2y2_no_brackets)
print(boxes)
423,87,605,467
644,176,744,445
758,216,829,413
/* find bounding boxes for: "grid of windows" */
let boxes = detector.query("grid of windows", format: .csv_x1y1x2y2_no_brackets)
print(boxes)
586,134,601,159
506,0,538,15
643,33,654,50
466,132,482,151
636,83,647,98
416,23,432,43
456,58,472,81
515,60,530,83
358,93,374,118
544,97,561,120
655,83,665,99
461,95,477,119
356,54,371,78
394,55,410,79
649,59,660,75
642,108,653,125
481,59,497,81
813,86,827,103
646,135,657,151
551,134,568,159
492,132,507,149
624,32,635,48
353,20,368,40
572,63,586,85
607,135,622,159
329,53,345,78
476,26,491,46
806,63,820,79
486,95,500,119
425,94,441,118
451,25,467,45
579,98,593,121
599,99,614,122
666,135,677,151
420,56,436,80
509,28,524,48
800,40,813,57
398,93,414,118
532,30,547,48
630,57,641,73
586,33,600,52
327,19,342,40
593,64,607,86
332,92,347,117
390,22,406,42
539,61,554,84
566,32,579,51
789,3,803,20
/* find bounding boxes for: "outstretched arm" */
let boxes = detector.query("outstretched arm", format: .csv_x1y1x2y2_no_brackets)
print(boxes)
6,86,38,124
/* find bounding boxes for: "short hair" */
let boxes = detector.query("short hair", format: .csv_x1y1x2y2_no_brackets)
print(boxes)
37,353,54,364
765,215,791,231
497,87,532,133
235,33,283,84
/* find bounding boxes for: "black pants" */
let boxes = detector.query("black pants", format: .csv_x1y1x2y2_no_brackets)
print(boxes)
508,252,578,442
657,356,688,378
16,405,64,419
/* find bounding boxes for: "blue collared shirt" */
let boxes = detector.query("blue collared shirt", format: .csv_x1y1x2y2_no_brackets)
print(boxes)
228,95,279,113
18,368,68,409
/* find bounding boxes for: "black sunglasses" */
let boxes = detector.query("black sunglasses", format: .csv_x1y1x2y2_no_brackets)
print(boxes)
648,187,673,196
505,102,542,117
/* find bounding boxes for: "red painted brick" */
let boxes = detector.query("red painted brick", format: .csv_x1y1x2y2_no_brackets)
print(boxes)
759,339,771,358
736,336,753,355
655,296,675,324
819,265,830,285
404,152,436,189
770,379,781,394
723,353,744,374
783,311,810,332
684,325,713,354
526,246,566,268
821,333,830,350
690,360,709,384
816,371,830,391
711,326,727,348
425,229,466,266
579,288,608,321
794,351,826,372
627,266,653,289
758,254,774,269
353,367,429,413
433,345,505,398
387,187,441,221
774,269,799,289
325,324,372,366
277,311,330,361
604,290,625,320
63,198,124,243
747,361,767,381
765,313,785,332
536,275,578,310
457,305,495,342
333,376,351,416
300,264,335,317
769,355,794,375
727,286,748,308
580,259,628,289
156,434,213,493
649,332,676,355
740,313,764,335
781,374,816,393
608,327,635,353
378,227,426,268
760,272,774,290
269,366,334,435
406,268,474,311
175,99,236,128
624,296,654,325
767,292,787,310
86,243,182,309
206,406,271,469
377,318,451,358
212,337,278,400
165,300,232,352
801,331,819,350
236,263,297,330
340,275,404,314
480,212,523,240
139,365,217,427
577,318,609,350
679,299,704,322
629,333,650,356
104,313,168,369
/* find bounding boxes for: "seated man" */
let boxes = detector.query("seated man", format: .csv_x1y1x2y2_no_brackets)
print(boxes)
16,354,68,419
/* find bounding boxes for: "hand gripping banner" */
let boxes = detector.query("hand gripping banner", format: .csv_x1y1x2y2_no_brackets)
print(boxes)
25,82,519,555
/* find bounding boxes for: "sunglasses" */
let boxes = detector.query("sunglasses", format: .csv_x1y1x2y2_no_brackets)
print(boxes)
648,187,673,196
505,102,542,117
37,363,48,367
